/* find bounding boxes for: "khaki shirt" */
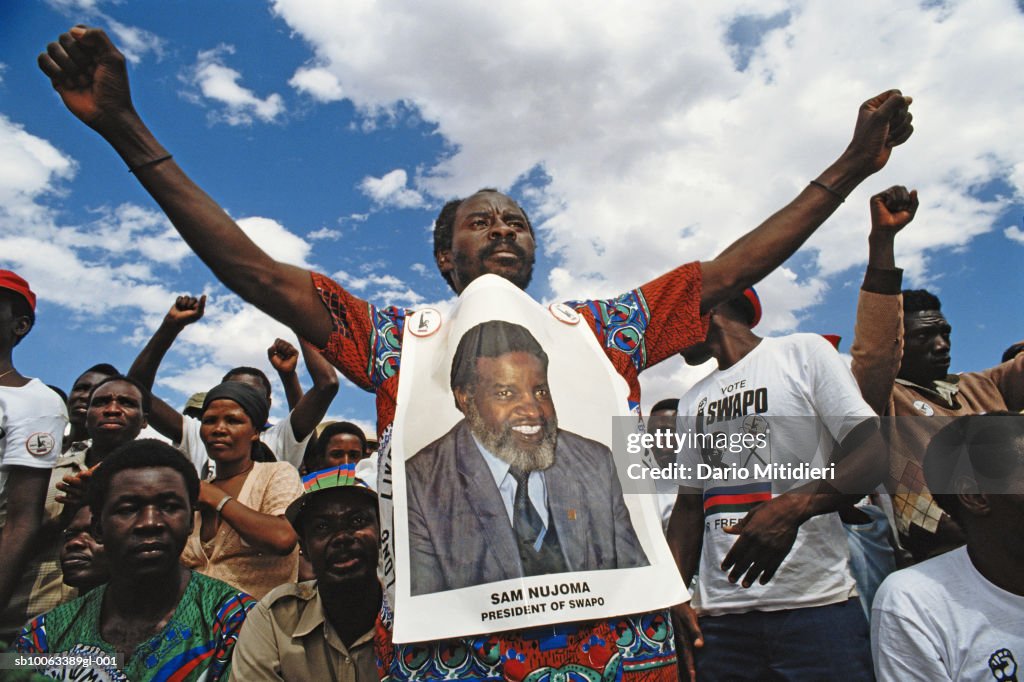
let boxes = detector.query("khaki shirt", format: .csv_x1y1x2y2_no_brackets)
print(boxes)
230,580,376,681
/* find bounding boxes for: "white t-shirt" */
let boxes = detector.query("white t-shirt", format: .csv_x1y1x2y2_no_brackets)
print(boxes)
179,410,309,475
0,378,67,503
677,334,874,616
872,546,1024,682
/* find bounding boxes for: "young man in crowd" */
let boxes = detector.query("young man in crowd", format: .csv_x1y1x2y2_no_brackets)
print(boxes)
63,363,118,453
849,186,1024,562
315,421,371,470
647,398,682,530
128,294,339,471
232,466,381,680
872,413,1024,681
667,287,883,680
0,374,148,638
40,25,913,681
0,270,68,616
13,440,256,681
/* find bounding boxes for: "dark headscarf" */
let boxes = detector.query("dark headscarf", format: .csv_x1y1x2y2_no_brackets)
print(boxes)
201,382,270,431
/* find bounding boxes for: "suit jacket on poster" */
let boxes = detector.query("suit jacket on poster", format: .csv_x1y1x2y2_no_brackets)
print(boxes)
406,419,648,595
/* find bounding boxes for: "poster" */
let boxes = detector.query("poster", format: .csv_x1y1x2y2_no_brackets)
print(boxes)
391,274,687,642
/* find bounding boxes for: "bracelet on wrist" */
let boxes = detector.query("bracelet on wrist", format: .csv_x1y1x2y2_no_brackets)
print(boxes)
128,154,173,174
809,179,846,202
215,495,233,514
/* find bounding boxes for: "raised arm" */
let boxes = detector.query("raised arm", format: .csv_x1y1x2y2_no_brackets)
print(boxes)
850,186,918,415
267,339,303,412
127,294,205,443
284,339,340,444
39,27,332,346
700,90,914,313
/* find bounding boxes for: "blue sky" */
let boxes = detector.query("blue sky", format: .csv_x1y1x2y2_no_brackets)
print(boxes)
2,0,1022,434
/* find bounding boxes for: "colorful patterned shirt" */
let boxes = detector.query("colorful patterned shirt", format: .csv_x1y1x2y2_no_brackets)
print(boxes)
313,263,707,681
13,572,255,682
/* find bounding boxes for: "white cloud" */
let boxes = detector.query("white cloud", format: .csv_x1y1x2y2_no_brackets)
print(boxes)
236,216,313,267
188,45,285,125
331,269,425,306
289,66,344,102
271,0,1024,323
359,169,425,209
1005,225,1024,245
308,227,342,241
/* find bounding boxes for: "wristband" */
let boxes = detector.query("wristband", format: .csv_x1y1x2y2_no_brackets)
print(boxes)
128,154,173,174
215,495,233,514
809,179,845,202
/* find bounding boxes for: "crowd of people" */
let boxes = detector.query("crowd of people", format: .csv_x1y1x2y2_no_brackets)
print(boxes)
0,23,1016,681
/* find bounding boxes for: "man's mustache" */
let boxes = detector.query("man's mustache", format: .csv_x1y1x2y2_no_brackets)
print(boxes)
480,239,529,260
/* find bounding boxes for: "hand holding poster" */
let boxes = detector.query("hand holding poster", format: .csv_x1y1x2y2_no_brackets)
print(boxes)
391,275,687,641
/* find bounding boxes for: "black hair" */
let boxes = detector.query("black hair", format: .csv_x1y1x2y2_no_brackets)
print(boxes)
82,363,120,377
0,290,34,344
87,439,200,519
902,289,942,315
450,320,548,397
432,188,534,293
924,412,1024,526
48,385,68,404
1002,342,1024,364
222,366,272,399
651,398,679,414
89,374,153,416
318,421,368,458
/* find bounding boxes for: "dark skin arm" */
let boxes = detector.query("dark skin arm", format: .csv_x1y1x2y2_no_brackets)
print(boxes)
285,339,340,443
39,27,332,347
665,485,705,682
0,467,52,612
699,90,914,313
268,339,303,412
719,418,885,588
852,185,918,414
199,481,298,555
127,294,206,443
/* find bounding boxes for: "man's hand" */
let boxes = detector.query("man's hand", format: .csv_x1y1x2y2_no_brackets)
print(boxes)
55,466,96,508
844,90,914,176
870,185,919,235
267,338,299,375
38,26,135,135
164,294,206,330
721,495,809,587
671,601,704,682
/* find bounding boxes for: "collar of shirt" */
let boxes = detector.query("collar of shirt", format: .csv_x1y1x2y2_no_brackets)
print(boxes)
895,374,961,408
472,434,549,531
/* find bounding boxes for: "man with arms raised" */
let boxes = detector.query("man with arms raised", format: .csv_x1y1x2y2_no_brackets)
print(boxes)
40,26,913,681
849,186,1024,561
13,440,255,681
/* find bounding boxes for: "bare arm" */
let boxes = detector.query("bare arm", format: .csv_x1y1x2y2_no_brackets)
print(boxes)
267,339,303,412
0,467,51,612
39,27,332,346
199,482,297,555
127,295,206,443
285,339,340,443
700,90,915,313
851,186,918,414
666,486,706,682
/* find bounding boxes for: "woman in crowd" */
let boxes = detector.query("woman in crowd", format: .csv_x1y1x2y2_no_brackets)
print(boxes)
180,382,303,599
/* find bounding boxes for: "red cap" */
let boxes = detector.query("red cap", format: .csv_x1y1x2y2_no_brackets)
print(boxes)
742,287,761,327
821,334,842,350
0,271,35,312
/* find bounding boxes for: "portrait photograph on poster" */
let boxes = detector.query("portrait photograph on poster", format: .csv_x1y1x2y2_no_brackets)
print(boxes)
390,275,687,642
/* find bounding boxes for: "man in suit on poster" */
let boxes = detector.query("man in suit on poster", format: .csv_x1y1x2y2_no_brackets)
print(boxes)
407,320,648,595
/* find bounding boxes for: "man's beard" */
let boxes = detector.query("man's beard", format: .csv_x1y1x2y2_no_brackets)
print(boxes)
465,401,557,472
455,238,534,290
